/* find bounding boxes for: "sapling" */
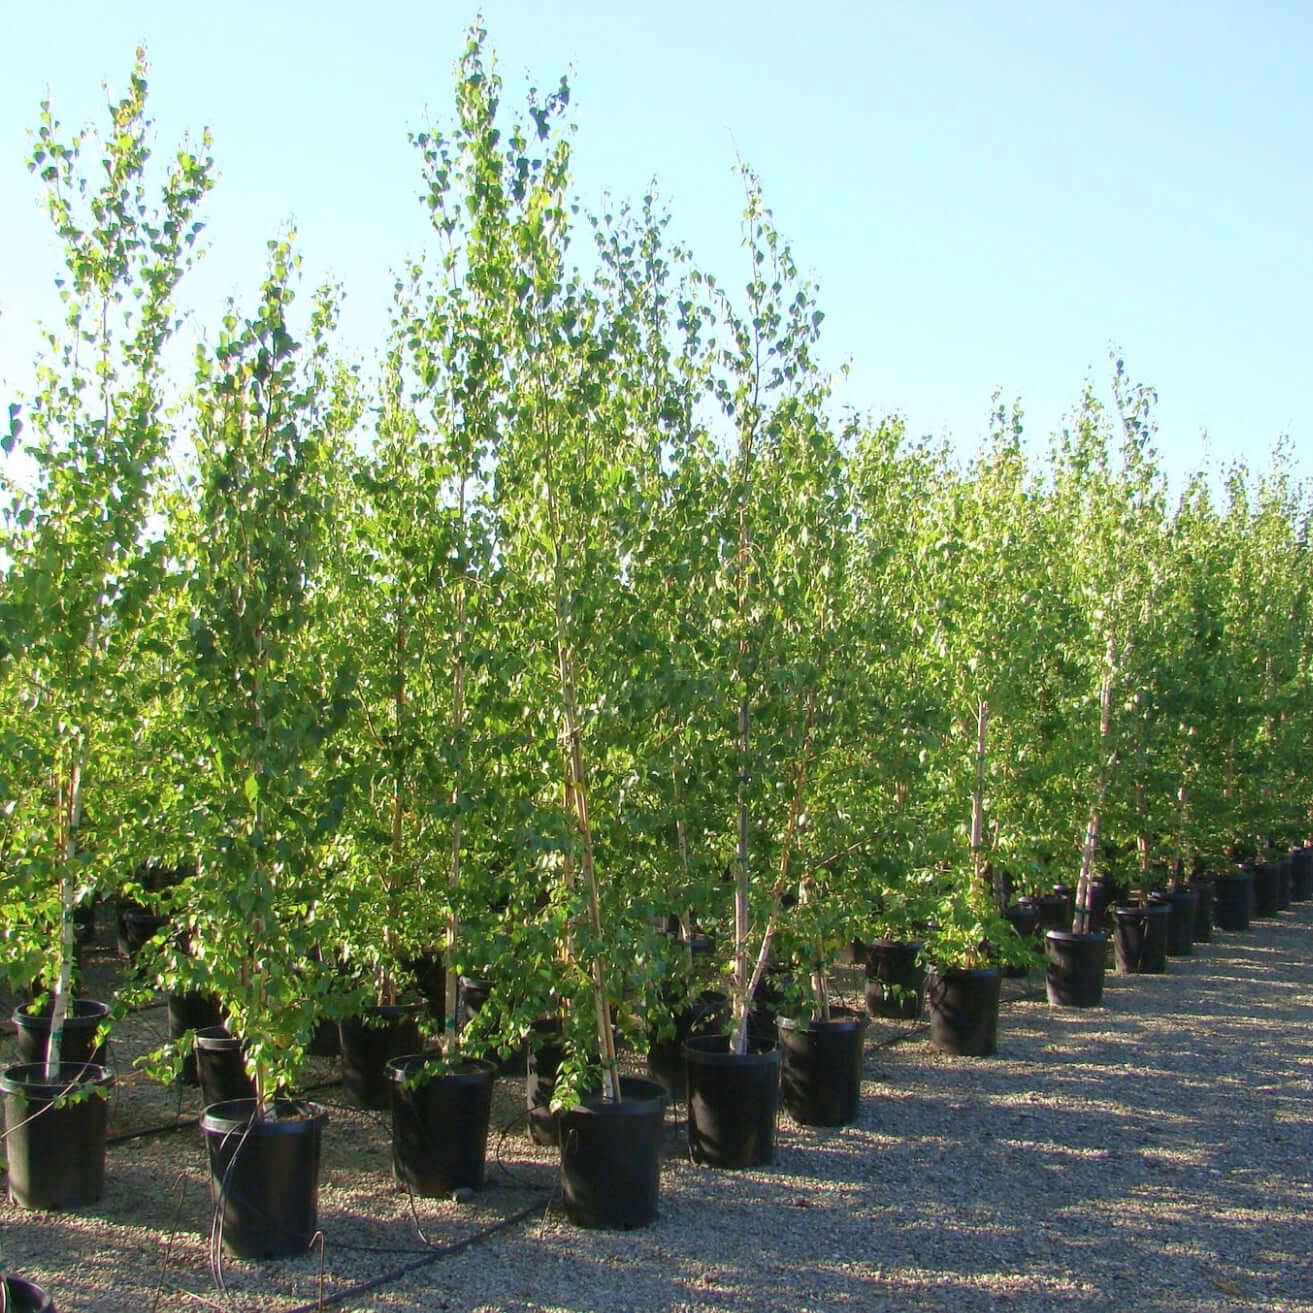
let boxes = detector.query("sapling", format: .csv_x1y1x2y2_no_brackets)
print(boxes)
0,52,212,1075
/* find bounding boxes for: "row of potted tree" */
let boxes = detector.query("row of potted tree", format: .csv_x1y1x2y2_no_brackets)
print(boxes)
2,28,1310,1261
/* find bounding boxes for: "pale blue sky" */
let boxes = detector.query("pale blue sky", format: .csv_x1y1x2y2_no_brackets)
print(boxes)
2,1,1309,489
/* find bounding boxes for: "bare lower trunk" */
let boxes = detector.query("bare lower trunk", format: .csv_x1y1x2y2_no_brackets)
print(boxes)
46,736,89,1079
1074,632,1116,935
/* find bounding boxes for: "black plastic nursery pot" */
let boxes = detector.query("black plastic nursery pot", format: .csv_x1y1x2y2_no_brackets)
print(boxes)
1212,870,1254,932
1276,856,1293,911
777,1009,868,1127
1290,847,1313,901
559,1076,667,1230
195,1026,256,1106
384,1056,495,1197
684,1034,781,1169
1001,904,1040,977
925,966,1001,1057
2,1274,57,1313
526,1019,566,1147
13,998,109,1068
1111,903,1170,974
168,992,224,1085
1188,878,1215,943
116,906,168,962
1250,862,1281,918
863,939,925,1021
403,950,447,1024
1031,893,1069,933
1044,931,1107,1008
456,976,524,1077
200,1098,327,1260
1147,887,1198,956
647,990,728,1102
0,1061,112,1209
339,1004,423,1110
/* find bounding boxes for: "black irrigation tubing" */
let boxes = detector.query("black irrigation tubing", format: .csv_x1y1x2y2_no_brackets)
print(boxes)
279,1197,551,1313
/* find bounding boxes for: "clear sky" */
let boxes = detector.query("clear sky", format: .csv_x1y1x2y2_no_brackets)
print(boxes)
2,1,1309,491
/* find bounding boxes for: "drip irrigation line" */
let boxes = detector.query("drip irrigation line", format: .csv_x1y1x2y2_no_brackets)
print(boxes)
279,1197,549,1313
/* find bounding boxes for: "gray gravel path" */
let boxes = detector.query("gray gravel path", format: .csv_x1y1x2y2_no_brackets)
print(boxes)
2,903,1310,1313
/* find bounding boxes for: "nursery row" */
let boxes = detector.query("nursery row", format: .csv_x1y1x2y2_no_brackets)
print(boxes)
2,28,1311,1292
2,847,1307,1309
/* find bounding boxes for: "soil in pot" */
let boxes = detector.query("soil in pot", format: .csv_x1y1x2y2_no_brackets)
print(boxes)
777,1008,867,1127
646,989,728,1102
925,966,1001,1057
559,1076,667,1230
1045,931,1107,1008
684,1033,781,1169
385,1056,495,1196
1147,887,1198,956
167,992,223,1085
864,939,925,1021
1111,902,1170,974
1212,870,1254,932
0,1061,112,1209
13,998,109,1068
195,1026,256,1106
339,1005,423,1110
201,1098,326,1260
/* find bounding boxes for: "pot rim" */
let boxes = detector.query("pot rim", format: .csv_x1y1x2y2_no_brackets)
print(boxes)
199,1097,327,1134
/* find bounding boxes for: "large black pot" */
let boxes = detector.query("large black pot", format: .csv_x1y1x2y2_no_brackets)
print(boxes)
1001,904,1040,977
384,1056,495,1197
1250,862,1281,918
863,939,925,1021
403,950,447,1024
925,966,1001,1057
684,1034,781,1168
1044,931,1106,1008
1212,870,1254,932
1290,847,1313,901
1276,856,1293,911
647,989,728,1102
195,1026,256,1106
1112,903,1169,974
456,976,524,1076
1147,887,1198,956
559,1076,667,1230
0,1061,112,1209
168,992,223,1085
13,999,109,1068
526,1018,566,1147
116,905,168,962
1031,893,1069,933
777,1009,867,1127
201,1098,326,1260
1188,878,1215,943
2,1275,56,1313
339,1004,423,1110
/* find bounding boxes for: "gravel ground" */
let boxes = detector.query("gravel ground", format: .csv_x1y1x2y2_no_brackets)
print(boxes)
2,903,1311,1313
